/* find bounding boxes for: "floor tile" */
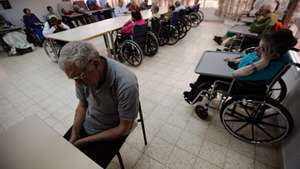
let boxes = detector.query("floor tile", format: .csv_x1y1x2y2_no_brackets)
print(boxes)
198,140,227,168
167,147,196,169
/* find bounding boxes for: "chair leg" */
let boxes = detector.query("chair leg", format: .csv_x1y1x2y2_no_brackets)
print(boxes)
117,151,125,169
138,103,148,145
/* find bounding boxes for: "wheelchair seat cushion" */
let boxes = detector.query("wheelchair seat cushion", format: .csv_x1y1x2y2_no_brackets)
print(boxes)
237,51,292,81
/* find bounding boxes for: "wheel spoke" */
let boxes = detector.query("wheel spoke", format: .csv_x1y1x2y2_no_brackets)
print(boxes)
224,110,245,120
262,112,280,119
258,121,287,129
255,123,274,139
251,123,254,140
224,119,247,122
234,122,250,133
227,107,248,120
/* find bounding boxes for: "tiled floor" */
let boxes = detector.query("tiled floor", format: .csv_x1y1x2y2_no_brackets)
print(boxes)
0,22,281,169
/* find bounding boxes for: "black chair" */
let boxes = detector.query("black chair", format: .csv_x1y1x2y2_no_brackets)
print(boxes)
107,102,148,169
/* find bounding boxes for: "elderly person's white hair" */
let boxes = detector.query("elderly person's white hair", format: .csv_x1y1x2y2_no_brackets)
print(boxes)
58,41,100,71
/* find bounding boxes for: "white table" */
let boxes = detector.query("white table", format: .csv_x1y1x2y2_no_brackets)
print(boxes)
45,7,168,57
0,116,102,169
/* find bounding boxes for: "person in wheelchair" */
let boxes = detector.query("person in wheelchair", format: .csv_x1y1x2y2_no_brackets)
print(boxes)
213,5,278,45
174,1,186,12
117,10,146,43
186,0,200,14
184,29,297,103
163,5,175,22
43,15,70,36
23,8,44,43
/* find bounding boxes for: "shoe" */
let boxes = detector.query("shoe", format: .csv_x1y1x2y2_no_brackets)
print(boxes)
213,36,223,45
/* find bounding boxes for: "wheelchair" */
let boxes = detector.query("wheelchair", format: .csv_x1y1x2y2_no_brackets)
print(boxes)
24,27,44,47
169,11,187,40
43,39,65,62
186,4,204,27
113,24,159,67
183,50,298,144
178,10,192,32
149,17,168,46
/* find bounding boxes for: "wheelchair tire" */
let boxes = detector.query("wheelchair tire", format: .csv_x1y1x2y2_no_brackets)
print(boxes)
158,29,169,46
43,40,59,63
120,40,143,67
144,32,159,57
195,105,208,120
197,10,204,22
189,12,201,27
182,16,192,31
220,96,293,144
167,25,179,45
177,21,187,39
267,78,287,103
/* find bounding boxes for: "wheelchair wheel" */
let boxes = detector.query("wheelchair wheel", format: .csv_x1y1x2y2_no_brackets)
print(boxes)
177,21,187,39
197,10,204,22
195,105,208,120
182,16,192,31
167,25,179,45
189,12,201,27
120,40,143,67
158,30,169,46
267,78,287,103
144,32,159,57
43,40,60,63
220,96,293,144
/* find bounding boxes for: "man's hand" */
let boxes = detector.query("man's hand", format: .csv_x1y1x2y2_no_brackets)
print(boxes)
73,137,90,147
69,130,80,144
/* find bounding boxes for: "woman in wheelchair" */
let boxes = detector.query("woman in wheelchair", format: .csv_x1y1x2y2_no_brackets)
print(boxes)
184,29,297,104
116,10,146,43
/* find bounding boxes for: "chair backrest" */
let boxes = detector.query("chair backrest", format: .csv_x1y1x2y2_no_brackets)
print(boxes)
133,24,148,46
150,17,161,35
171,11,179,26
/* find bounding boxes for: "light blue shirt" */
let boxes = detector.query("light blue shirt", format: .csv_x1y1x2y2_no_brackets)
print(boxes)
237,52,291,81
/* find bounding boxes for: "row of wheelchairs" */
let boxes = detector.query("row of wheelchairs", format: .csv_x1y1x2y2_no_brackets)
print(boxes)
43,8,205,66
183,28,299,144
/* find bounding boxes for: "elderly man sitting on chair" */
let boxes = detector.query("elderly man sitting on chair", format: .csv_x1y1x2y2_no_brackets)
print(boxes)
58,41,139,168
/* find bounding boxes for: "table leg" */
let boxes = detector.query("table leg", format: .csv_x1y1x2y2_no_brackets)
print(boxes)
103,33,112,58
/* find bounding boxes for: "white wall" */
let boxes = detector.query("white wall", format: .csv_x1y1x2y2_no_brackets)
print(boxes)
0,0,62,27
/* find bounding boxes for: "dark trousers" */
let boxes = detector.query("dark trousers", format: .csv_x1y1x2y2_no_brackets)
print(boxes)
64,126,127,168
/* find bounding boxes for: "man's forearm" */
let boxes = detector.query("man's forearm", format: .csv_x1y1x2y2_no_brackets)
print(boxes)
72,104,87,135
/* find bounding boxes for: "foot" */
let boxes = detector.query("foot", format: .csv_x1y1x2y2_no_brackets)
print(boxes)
213,36,223,45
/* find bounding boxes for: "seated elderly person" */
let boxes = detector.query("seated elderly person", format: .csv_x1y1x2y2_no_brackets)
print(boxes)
140,0,150,10
249,0,280,17
58,41,139,168
185,29,296,102
213,5,278,45
57,0,88,25
174,0,186,12
42,15,70,35
114,0,128,17
126,0,140,12
23,8,44,42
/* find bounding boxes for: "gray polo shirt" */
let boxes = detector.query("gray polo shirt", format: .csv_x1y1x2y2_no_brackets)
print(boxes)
75,58,139,135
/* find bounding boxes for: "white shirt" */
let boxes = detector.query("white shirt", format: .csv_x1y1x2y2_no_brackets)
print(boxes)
114,5,128,17
175,5,186,12
42,22,70,36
